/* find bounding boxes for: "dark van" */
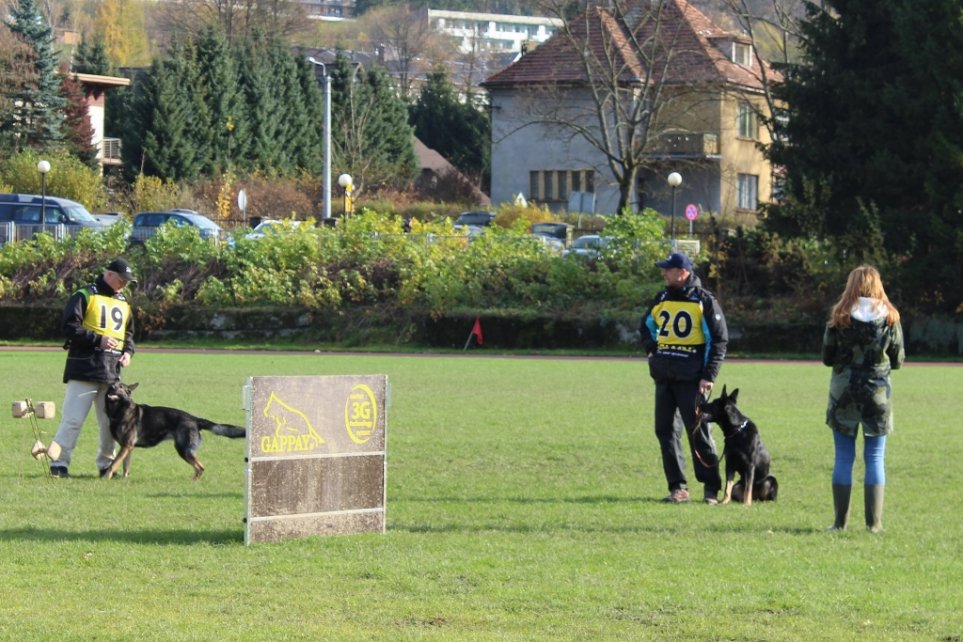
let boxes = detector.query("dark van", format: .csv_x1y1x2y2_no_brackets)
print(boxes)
0,193,114,244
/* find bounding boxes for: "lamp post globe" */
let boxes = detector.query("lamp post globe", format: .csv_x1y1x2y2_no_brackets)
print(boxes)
37,160,51,223
667,172,682,248
338,174,354,216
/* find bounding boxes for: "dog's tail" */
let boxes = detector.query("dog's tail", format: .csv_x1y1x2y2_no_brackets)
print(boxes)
201,421,246,439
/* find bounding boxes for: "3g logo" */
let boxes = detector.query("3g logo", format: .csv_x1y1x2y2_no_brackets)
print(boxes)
657,309,694,339
344,384,378,445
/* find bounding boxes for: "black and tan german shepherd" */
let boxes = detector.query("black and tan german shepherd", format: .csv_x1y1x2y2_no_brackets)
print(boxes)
697,386,778,505
103,382,245,480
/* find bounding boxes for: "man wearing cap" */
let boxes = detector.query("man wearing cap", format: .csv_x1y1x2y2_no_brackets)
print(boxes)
48,258,137,478
640,252,727,504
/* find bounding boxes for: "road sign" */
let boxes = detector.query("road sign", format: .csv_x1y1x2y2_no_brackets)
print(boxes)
684,204,698,221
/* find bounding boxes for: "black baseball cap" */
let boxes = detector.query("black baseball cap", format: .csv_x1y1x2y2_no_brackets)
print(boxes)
106,258,137,283
655,252,693,271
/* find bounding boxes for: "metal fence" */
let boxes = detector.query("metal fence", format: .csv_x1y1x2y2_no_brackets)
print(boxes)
0,222,70,246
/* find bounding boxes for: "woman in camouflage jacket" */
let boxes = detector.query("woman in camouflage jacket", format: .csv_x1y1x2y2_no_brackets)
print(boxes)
822,266,904,533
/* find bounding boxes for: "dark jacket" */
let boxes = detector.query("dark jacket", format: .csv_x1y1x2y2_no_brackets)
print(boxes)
61,275,135,384
640,273,728,383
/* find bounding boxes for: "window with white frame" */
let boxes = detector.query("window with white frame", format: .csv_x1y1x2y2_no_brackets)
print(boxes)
733,42,752,67
737,102,758,140
737,174,758,210
529,169,595,203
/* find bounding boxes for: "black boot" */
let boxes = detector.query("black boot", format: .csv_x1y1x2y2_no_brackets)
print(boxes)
828,484,851,531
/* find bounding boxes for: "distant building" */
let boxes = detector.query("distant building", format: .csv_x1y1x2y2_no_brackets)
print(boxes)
302,0,356,20
72,73,131,169
428,9,563,54
483,0,781,217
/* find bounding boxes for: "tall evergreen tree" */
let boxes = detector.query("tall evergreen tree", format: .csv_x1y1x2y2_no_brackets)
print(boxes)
410,66,489,183
73,36,112,75
237,31,282,172
268,40,306,175
176,40,212,179
5,0,66,150
196,25,244,174
767,0,963,311
123,55,198,180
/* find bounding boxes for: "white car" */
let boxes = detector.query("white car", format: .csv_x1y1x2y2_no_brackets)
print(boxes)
244,219,301,240
563,235,611,258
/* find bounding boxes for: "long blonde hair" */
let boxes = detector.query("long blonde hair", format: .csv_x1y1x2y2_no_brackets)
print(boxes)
829,265,900,328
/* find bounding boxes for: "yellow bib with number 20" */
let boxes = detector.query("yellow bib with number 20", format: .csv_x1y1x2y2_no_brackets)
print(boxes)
652,300,705,346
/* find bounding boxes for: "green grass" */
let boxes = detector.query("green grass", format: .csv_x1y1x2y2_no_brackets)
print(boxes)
1,350,960,641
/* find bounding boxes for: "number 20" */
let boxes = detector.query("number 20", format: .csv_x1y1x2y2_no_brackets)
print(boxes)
657,309,693,338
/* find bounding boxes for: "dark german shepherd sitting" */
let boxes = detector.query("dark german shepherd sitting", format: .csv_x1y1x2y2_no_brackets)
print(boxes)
697,386,778,505
103,382,246,480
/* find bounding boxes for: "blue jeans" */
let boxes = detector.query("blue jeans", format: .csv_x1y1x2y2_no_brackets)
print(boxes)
832,430,886,485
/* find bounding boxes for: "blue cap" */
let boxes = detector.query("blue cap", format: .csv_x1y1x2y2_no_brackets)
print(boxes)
655,252,693,271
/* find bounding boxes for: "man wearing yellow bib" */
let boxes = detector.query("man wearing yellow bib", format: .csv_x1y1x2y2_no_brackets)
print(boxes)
640,252,728,504
49,258,137,479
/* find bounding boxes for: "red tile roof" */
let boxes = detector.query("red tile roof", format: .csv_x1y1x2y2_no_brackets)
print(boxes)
483,0,779,90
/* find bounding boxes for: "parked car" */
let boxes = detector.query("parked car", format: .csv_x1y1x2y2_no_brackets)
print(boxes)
530,222,573,248
453,210,496,234
0,193,116,245
129,210,224,246
563,234,612,259
243,219,302,240
530,234,566,254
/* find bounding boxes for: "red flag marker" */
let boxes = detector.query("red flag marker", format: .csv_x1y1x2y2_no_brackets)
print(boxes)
464,317,483,350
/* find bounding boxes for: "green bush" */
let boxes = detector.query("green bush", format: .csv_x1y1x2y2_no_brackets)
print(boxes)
0,209,685,320
0,149,108,210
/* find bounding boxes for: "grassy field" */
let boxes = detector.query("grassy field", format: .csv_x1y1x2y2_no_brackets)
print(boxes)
0,348,960,641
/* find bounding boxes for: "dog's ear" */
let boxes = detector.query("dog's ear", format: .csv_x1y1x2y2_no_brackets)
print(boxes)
729,388,739,403
129,382,139,391
720,384,728,399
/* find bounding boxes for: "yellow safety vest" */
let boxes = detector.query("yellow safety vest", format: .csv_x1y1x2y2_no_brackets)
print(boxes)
82,292,131,351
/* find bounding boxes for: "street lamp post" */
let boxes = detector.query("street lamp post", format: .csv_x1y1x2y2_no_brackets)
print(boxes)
667,172,682,249
338,173,354,217
37,160,51,223
306,57,332,222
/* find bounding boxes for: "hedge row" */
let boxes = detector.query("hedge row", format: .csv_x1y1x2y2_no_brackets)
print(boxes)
3,303,958,356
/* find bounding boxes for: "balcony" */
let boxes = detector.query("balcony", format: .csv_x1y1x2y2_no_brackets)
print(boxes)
100,138,122,166
649,132,720,159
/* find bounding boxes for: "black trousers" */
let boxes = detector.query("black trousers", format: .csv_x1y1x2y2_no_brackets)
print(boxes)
654,381,721,493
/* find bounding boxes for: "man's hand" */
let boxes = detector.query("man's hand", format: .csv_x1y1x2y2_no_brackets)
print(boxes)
699,379,714,396
118,353,131,368
100,335,118,351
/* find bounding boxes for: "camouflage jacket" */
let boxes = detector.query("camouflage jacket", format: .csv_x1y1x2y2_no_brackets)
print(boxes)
822,303,904,436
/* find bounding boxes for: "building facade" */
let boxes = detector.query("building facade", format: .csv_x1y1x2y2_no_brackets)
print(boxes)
428,9,563,54
482,0,780,218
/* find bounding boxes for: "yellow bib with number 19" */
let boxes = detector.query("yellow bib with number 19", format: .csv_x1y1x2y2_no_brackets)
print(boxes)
82,293,130,350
